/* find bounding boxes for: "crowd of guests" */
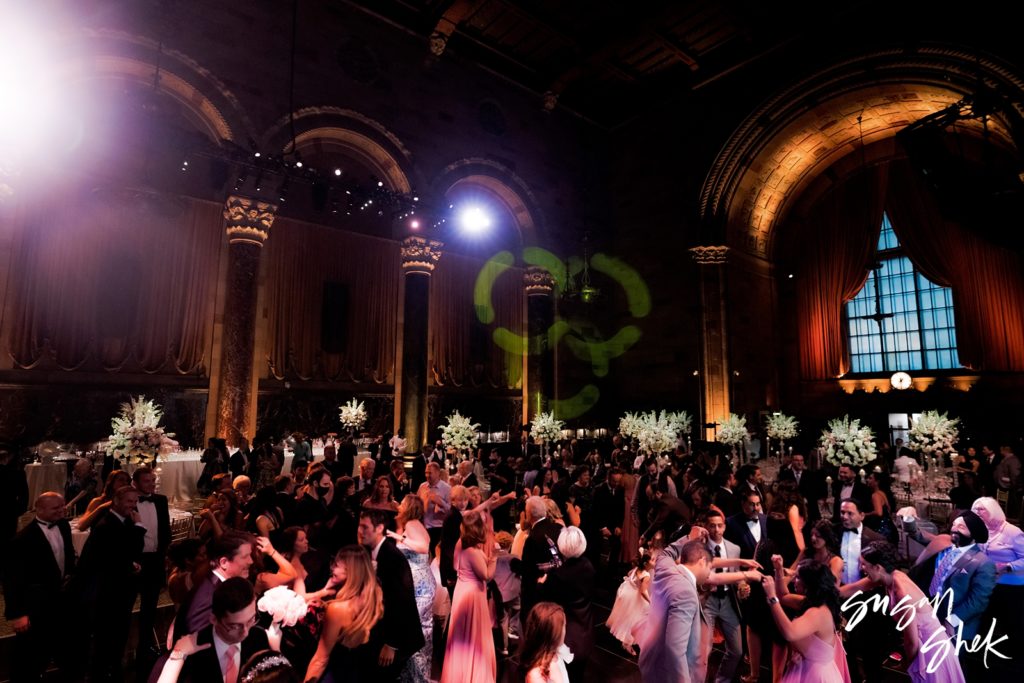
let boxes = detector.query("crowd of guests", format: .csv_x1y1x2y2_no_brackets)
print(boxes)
1,432,1022,683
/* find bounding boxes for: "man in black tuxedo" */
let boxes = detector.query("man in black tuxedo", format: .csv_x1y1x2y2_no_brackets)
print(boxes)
338,437,359,479
592,467,625,569
776,454,825,521
835,498,886,681
173,531,255,639
724,489,768,560
735,464,767,512
711,467,740,519
228,438,251,479
77,485,147,681
831,465,871,520
631,459,661,531
132,466,172,658
5,492,77,682
409,443,435,491
150,577,271,683
358,509,425,680
643,481,692,544
519,495,564,627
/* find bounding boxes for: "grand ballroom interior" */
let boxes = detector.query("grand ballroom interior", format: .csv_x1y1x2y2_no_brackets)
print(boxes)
2,1,1024,683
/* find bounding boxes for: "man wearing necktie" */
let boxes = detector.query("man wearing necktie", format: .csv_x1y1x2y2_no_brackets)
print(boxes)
836,498,886,682
832,465,871,521
698,510,745,683
4,492,78,682
133,467,171,661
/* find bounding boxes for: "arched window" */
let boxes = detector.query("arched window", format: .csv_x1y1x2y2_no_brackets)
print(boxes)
845,214,960,373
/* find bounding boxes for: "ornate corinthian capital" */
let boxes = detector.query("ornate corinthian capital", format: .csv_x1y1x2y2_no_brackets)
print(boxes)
401,236,444,274
524,266,556,295
688,245,730,265
223,195,278,246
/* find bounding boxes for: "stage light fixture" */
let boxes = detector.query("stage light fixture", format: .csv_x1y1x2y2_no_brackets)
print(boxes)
457,205,491,234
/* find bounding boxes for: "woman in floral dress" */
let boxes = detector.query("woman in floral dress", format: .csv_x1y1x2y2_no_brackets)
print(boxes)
389,494,436,683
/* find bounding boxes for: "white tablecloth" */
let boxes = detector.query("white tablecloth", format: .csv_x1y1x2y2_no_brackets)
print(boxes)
70,508,194,557
25,463,68,507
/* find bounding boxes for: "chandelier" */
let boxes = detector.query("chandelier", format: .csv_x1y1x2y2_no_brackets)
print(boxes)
561,235,601,303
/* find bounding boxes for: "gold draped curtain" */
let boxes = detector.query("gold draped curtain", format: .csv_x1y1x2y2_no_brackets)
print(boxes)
429,251,524,389
264,218,399,383
3,192,223,374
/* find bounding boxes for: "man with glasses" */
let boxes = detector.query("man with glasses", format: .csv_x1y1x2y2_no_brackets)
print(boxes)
149,577,272,682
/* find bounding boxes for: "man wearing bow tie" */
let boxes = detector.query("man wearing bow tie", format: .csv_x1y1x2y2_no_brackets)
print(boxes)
836,498,885,681
133,467,171,658
4,492,77,682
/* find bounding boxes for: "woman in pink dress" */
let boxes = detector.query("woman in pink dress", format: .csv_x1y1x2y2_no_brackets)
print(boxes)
860,541,965,683
439,509,497,683
761,560,851,683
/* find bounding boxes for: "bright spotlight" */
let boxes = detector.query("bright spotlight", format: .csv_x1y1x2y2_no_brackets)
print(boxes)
457,206,491,234
334,168,342,176
0,20,61,169
410,219,420,229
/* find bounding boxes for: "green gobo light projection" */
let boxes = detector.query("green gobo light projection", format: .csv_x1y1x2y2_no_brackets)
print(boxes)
473,247,651,419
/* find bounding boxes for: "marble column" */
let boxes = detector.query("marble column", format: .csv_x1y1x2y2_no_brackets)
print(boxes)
689,246,731,441
397,236,443,455
524,266,556,422
214,196,277,447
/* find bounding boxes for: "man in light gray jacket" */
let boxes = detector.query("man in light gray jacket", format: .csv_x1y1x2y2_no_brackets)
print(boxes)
638,536,711,683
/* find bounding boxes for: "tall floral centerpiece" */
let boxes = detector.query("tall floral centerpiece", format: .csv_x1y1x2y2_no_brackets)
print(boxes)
106,395,174,467
766,413,799,460
618,411,643,446
338,398,367,436
636,411,678,463
820,415,877,469
440,411,481,463
717,413,749,463
908,410,960,486
531,411,564,459
667,410,693,451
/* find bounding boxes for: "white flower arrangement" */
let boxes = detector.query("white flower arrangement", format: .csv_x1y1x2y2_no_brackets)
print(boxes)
636,411,679,455
619,411,643,440
440,410,481,453
765,413,799,440
717,413,749,447
531,411,564,444
666,410,693,437
256,585,308,627
908,410,960,457
338,398,367,431
106,395,174,466
820,415,877,467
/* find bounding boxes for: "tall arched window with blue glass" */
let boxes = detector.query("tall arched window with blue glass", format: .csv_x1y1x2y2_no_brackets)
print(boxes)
845,214,960,373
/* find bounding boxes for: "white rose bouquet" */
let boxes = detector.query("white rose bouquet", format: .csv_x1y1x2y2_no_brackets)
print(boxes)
257,585,308,627
820,415,877,467
619,411,643,440
338,398,367,431
106,395,174,466
531,411,564,444
440,411,481,453
908,410,959,457
636,411,678,455
666,410,693,437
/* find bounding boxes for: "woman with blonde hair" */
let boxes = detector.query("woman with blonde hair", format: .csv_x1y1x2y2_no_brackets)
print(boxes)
304,545,384,683
439,509,497,683
520,602,572,683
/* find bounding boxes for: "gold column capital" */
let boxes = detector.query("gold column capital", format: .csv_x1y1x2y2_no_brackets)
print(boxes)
400,235,444,274
689,245,730,265
523,266,556,296
223,195,278,246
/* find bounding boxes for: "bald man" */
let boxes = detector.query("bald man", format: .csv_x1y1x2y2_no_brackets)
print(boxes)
4,492,77,681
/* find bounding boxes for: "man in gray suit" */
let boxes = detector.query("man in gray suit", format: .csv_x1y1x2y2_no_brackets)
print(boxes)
639,536,712,683
696,510,746,683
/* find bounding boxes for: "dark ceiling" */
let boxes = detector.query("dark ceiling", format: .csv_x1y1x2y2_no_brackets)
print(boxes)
342,0,861,128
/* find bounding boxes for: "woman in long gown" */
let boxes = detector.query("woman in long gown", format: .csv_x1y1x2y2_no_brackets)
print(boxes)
859,541,965,683
304,545,384,683
619,472,640,563
760,561,851,683
439,509,497,683
389,494,435,683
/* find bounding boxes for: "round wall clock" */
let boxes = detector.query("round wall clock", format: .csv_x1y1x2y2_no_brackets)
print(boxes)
890,371,912,390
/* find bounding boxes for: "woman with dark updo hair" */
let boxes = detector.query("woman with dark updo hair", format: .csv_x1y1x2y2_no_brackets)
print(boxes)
760,560,850,682
859,541,965,683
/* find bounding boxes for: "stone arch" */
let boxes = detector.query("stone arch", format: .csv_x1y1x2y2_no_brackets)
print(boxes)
56,29,252,144
700,46,1024,259
262,107,417,193
432,159,544,246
